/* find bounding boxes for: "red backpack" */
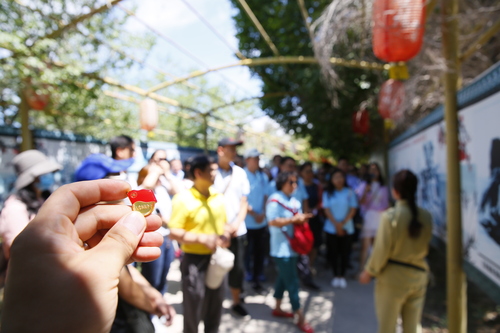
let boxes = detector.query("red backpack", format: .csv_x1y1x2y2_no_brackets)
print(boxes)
269,199,314,255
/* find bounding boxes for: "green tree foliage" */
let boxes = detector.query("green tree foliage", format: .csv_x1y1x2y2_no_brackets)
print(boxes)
228,0,385,160
0,0,154,140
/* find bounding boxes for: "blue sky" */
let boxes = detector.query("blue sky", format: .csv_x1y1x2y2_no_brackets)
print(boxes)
122,0,262,99
115,0,282,132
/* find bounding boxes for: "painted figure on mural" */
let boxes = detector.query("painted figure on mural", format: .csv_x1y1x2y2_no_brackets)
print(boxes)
419,141,446,235
479,138,500,246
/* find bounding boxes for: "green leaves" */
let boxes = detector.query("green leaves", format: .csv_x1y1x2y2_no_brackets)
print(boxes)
0,0,152,141
228,0,384,160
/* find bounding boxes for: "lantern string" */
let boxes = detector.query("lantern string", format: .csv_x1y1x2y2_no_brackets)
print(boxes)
103,90,289,146
179,0,247,61
79,29,227,104
116,3,253,97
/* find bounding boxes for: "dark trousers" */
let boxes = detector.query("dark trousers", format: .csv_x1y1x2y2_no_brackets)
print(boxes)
326,233,352,277
228,235,246,290
274,256,301,311
141,236,174,295
244,228,267,284
180,253,225,333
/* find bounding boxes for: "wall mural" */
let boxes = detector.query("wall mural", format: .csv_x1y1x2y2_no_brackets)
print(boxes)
389,90,500,287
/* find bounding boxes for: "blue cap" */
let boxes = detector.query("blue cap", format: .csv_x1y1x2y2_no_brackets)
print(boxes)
74,154,135,181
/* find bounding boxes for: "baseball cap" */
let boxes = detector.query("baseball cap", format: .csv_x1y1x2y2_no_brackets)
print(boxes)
74,153,135,181
218,137,243,147
244,148,260,159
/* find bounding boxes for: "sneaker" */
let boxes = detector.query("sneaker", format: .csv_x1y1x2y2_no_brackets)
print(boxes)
231,303,249,317
339,278,347,289
331,278,339,288
272,309,294,318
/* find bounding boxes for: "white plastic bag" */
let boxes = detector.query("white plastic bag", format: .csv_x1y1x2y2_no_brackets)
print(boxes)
205,247,235,289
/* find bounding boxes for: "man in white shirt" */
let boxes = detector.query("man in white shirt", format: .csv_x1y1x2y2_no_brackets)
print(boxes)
212,137,251,317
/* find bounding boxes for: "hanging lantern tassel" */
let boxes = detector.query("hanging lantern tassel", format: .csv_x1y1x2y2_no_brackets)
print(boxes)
372,0,426,63
378,79,406,121
389,63,410,80
140,98,159,132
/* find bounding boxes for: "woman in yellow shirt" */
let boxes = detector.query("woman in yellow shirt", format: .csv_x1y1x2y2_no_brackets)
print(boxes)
359,169,433,333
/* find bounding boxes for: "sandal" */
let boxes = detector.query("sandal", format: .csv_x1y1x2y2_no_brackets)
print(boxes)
271,309,294,318
297,322,314,333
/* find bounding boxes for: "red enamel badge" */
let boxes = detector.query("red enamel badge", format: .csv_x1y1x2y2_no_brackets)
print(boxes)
127,189,157,217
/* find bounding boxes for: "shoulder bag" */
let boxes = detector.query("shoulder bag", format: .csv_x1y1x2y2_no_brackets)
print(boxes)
269,199,314,255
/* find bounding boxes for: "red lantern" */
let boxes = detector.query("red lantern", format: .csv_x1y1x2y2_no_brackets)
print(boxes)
378,79,405,120
24,87,50,111
139,98,158,131
352,109,370,135
372,0,426,62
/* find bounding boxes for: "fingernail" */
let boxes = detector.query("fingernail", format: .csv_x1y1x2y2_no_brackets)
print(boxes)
120,211,146,235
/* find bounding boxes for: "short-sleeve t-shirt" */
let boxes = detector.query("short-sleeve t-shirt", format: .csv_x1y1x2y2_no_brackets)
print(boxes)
322,187,358,235
266,191,302,258
244,168,269,230
169,187,227,255
213,163,250,237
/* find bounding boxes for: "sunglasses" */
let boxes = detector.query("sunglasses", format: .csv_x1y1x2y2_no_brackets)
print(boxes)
288,180,298,185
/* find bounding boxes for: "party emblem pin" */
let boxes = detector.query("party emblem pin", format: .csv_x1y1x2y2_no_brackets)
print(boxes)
127,189,157,217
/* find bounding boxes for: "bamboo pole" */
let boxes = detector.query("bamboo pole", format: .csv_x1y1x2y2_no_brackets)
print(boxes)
147,56,390,93
235,0,280,56
441,0,466,331
19,92,32,151
459,19,500,63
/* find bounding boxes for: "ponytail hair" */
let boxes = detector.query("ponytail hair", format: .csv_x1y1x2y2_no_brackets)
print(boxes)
393,169,421,238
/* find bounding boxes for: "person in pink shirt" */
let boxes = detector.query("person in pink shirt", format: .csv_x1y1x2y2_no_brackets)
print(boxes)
358,162,390,269
0,150,61,260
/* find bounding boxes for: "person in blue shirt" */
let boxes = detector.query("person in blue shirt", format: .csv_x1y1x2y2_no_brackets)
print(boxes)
266,171,314,333
243,148,269,293
267,157,309,212
266,156,320,290
337,157,361,190
323,168,358,289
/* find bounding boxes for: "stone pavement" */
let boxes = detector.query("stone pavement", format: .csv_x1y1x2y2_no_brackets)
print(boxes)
153,254,378,333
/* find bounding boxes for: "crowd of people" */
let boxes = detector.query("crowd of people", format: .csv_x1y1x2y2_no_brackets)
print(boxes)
0,134,433,333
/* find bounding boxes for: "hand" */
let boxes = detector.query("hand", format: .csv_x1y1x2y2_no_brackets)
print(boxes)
359,270,373,284
217,234,231,248
158,159,171,175
335,222,346,236
293,213,313,224
227,223,239,237
198,233,219,252
154,297,176,327
148,163,164,177
1,180,163,333
255,213,265,224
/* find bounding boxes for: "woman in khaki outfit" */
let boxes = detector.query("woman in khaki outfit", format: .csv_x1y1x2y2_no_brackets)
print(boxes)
359,170,433,333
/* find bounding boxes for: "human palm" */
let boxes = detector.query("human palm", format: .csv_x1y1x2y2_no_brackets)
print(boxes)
1,180,162,333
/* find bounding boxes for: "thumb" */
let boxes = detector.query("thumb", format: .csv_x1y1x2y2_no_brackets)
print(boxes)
91,211,146,272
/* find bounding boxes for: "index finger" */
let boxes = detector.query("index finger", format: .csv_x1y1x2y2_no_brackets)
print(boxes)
38,180,131,222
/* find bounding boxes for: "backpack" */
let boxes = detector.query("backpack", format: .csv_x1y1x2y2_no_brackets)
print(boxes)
269,199,314,255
